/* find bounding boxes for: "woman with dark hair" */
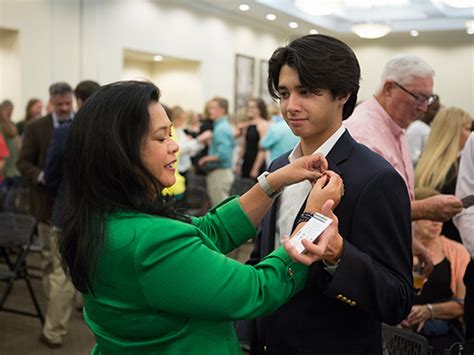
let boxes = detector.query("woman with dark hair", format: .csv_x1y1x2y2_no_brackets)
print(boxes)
235,97,270,178
16,98,43,136
59,80,343,354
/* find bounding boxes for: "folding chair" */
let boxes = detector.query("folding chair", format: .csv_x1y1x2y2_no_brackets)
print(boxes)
184,173,210,217
0,212,44,324
444,339,474,355
2,186,42,278
382,323,433,355
2,186,30,214
230,175,255,196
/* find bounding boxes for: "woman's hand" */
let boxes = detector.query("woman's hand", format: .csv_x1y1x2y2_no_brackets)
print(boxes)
284,199,343,265
305,171,343,213
267,154,328,192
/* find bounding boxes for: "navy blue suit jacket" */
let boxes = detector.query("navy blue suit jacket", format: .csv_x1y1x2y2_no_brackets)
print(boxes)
44,123,70,226
236,131,413,355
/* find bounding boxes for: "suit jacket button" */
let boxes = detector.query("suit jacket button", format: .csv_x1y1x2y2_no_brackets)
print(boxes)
263,345,267,352
351,301,357,306
288,268,294,276
342,296,347,302
336,294,343,300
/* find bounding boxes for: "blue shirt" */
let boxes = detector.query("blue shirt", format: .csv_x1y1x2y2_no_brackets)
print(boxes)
260,121,299,163
207,116,234,170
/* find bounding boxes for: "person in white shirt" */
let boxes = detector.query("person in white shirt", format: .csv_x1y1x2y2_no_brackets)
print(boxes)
170,106,211,178
406,94,440,166
453,132,474,340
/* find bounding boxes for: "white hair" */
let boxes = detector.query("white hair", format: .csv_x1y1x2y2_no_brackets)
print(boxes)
376,54,435,93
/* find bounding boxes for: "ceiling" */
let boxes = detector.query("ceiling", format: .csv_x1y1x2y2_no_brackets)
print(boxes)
194,0,474,39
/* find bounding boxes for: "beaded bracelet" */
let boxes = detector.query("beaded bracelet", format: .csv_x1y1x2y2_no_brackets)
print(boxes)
297,212,314,224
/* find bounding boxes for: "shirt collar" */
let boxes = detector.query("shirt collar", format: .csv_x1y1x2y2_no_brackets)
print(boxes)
52,111,75,128
213,115,228,127
289,125,346,162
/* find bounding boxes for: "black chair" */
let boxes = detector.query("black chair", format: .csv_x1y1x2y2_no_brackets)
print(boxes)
2,186,30,214
382,323,433,355
0,212,44,323
230,176,255,196
184,173,210,217
444,339,474,355
2,186,42,278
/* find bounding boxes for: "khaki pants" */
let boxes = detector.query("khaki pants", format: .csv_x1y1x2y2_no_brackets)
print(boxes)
41,226,76,344
206,168,234,207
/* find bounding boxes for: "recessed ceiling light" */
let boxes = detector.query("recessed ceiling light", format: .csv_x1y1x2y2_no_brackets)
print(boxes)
266,13,276,21
466,19,474,34
352,23,392,39
410,30,419,37
239,4,250,11
309,29,319,34
289,21,299,29
153,55,163,62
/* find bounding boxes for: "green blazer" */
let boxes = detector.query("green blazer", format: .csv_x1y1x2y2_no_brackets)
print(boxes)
84,197,308,354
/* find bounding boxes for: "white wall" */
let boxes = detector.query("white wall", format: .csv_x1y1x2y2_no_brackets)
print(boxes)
122,58,153,82
122,58,203,111
349,37,474,111
153,61,202,111
0,0,473,121
0,28,20,119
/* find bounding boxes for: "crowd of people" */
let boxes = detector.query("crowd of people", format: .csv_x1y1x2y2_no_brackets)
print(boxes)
0,33,473,355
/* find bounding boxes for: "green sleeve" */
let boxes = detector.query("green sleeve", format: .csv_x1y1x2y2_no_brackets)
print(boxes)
190,196,256,254
134,222,308,321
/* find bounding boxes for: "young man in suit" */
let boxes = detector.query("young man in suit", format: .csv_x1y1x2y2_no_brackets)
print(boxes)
17,82,74,347
236,34,414,355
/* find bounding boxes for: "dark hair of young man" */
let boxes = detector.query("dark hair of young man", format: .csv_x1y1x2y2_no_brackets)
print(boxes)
74,80,100,102
268,34,360,120
59,81,190,294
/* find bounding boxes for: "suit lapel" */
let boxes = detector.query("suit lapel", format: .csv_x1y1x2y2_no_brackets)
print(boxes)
261,133,356,255
326,130,356,175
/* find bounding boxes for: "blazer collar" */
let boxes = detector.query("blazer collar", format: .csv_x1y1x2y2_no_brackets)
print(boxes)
272,131,356,176
326,130,356,175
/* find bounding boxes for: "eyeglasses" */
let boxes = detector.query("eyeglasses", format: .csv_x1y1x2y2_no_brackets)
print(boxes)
393,82,437,107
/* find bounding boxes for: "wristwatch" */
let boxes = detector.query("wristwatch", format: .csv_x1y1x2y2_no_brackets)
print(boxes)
257,171,282,198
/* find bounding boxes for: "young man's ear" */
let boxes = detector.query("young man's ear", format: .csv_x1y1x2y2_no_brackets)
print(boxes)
337,93,351,105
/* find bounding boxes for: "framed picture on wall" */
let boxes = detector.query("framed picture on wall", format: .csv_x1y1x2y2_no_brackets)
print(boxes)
259,59,274,106
235,54,255,113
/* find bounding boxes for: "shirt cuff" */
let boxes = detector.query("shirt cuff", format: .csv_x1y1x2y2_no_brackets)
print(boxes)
265,246,308,286
37,171,44,184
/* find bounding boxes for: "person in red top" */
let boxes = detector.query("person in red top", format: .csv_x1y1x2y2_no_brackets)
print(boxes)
0,133,10,183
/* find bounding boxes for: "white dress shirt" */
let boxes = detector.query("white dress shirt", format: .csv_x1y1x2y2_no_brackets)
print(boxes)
175,127,203,173
406,120,430,166
274,125,346,248
453,132,474,257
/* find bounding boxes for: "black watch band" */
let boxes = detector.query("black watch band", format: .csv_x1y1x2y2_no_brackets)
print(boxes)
297,212,314,224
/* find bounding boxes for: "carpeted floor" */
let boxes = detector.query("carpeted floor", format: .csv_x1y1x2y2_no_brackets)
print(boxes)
0,252,95,355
